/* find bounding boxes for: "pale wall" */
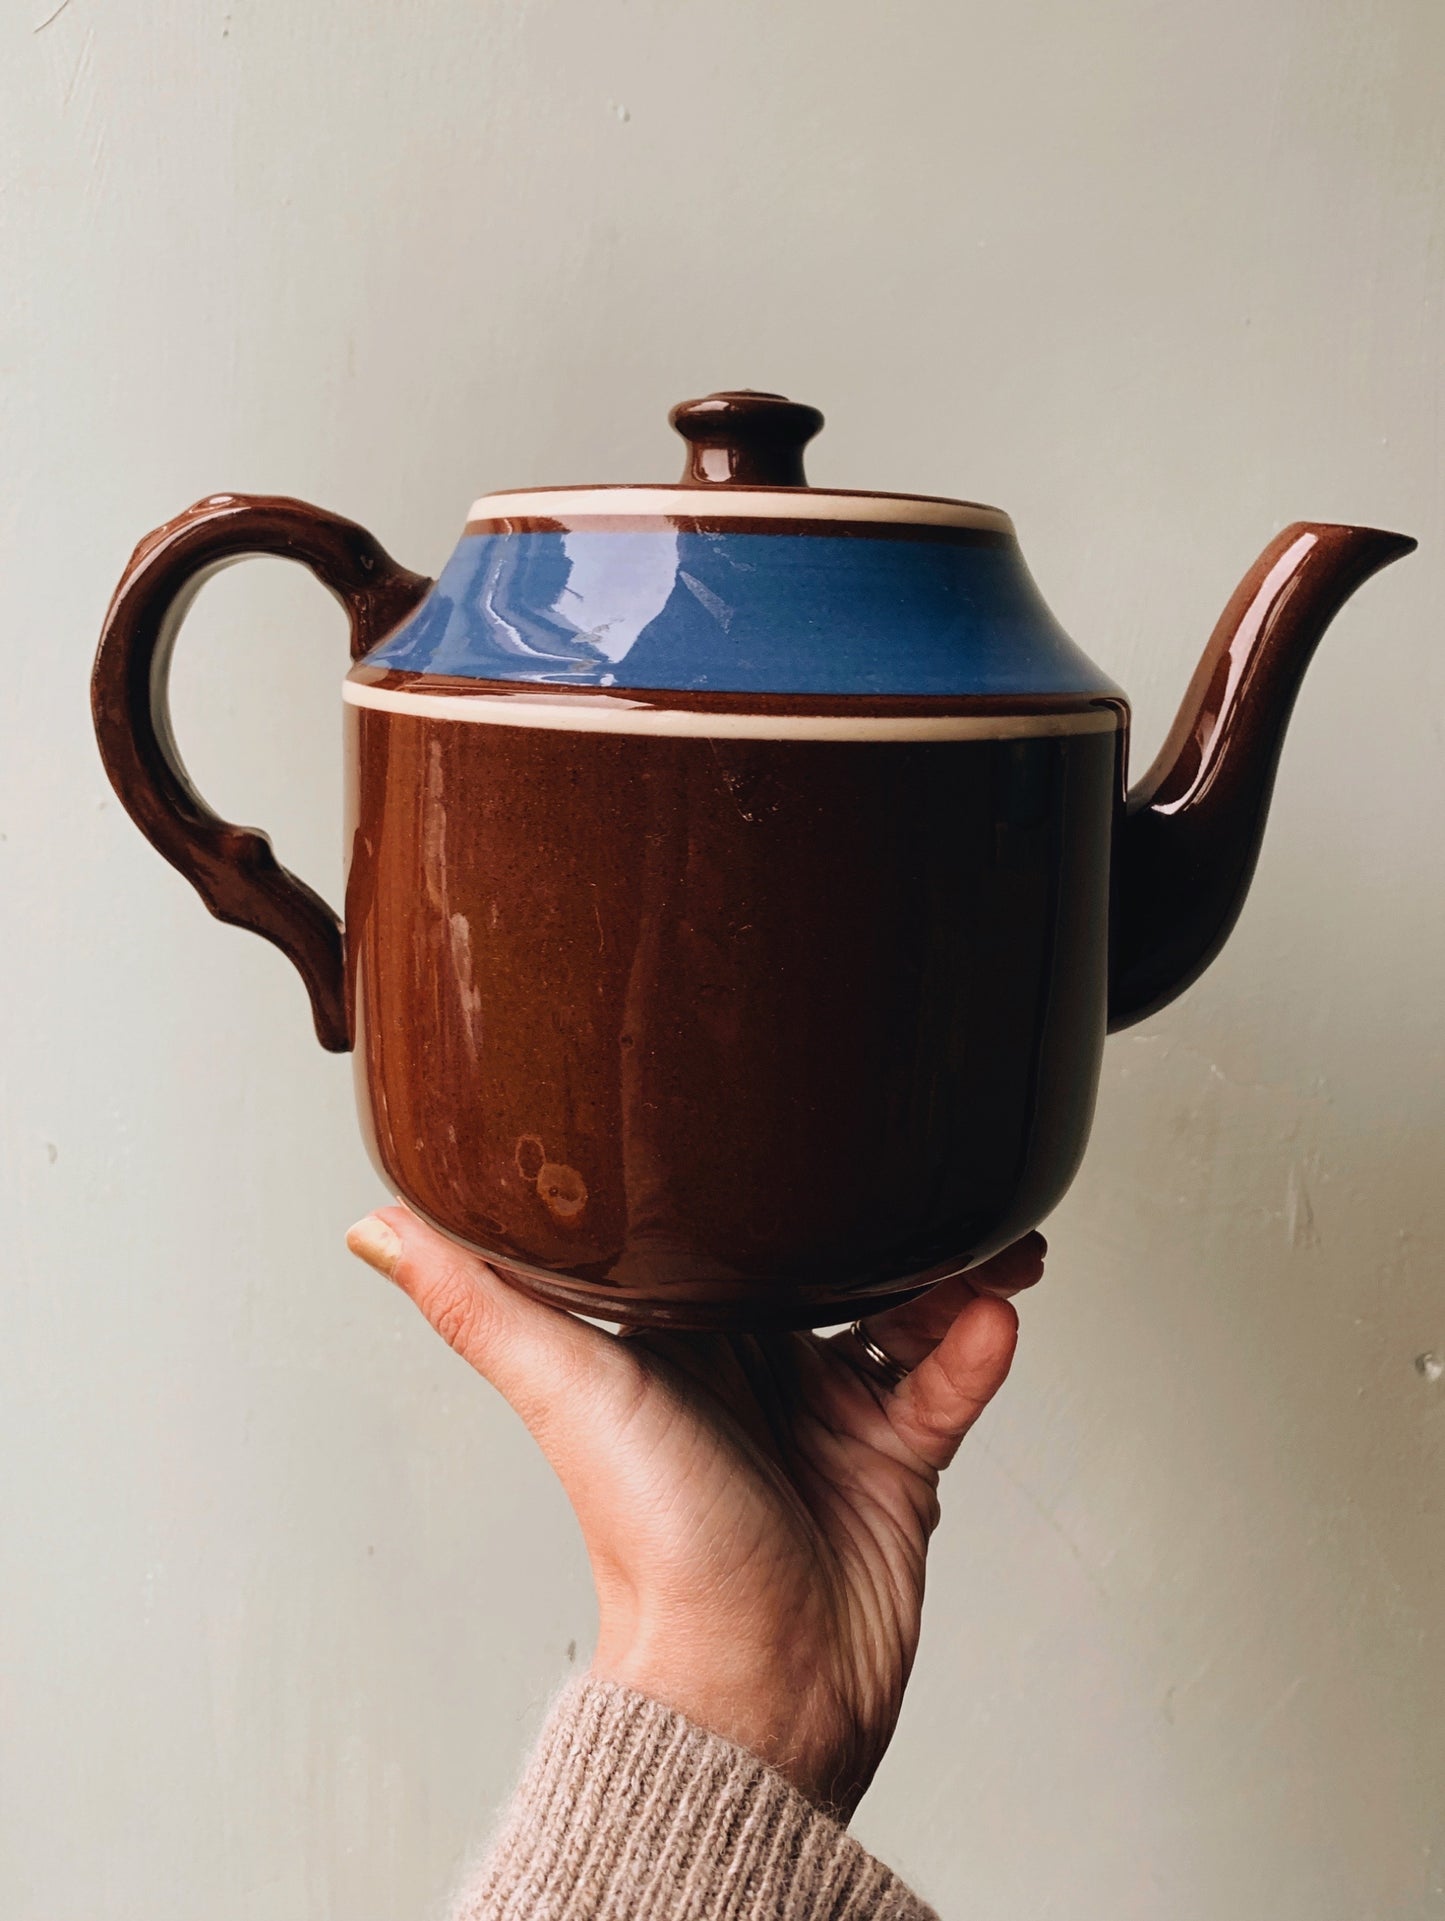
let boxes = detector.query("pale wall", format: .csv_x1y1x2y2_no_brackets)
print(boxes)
2,2,1441,1916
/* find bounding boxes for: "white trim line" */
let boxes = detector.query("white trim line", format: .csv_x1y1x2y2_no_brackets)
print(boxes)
343,679,1116,740
465,486,1014,535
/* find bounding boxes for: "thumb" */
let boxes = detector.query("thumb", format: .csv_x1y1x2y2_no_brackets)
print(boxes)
347,1206,638,1457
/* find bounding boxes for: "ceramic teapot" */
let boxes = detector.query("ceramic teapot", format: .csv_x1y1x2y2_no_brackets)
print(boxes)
92,392,1414,1327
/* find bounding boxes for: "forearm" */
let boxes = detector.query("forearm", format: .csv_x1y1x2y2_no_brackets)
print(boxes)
453,1678,938,1921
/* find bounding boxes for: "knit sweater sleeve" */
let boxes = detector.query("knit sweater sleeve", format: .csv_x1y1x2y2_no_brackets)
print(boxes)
452,1678,938,1921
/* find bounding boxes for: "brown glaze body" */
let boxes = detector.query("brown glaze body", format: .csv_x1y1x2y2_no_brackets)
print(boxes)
345,698,1118,1326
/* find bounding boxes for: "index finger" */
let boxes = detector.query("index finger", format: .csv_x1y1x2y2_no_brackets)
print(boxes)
836,1232,1045,1378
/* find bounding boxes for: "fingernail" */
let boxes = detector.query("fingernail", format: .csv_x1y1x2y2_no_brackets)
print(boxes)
347,1214,402,1279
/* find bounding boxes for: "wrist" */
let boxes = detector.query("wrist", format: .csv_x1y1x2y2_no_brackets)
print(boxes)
588,1629,878,1814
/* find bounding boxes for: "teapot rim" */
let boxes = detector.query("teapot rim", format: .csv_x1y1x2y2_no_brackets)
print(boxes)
465,483,1014,537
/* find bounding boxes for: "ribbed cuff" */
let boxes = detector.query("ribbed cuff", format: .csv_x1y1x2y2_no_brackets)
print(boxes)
453,1678,937,1921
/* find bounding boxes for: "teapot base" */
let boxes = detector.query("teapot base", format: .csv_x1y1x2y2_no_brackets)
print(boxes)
386,1193,1001,1328
491,1250,938,1331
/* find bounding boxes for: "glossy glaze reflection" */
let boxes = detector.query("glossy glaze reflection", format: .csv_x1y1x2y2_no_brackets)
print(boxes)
364,527,1113,697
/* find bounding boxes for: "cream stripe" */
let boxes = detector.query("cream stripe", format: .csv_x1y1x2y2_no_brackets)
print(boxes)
465,485,1014,535
343,679,1116,740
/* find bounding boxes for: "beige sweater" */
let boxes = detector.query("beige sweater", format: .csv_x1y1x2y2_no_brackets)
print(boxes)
454,1679,937,1920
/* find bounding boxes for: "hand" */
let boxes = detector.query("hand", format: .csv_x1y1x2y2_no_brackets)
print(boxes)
347,1209,1044,1815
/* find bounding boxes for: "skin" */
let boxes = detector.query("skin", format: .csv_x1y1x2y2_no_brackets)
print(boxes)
348,1207,1044,1817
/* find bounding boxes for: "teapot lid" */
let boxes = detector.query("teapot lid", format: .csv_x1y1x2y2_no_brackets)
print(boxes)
466,390,1013,536
355,387,1120,700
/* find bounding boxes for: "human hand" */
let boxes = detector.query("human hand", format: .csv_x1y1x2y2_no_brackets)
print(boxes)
347,1209,1044,1815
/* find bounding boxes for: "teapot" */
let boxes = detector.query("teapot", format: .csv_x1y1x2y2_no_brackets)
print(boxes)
92,392,1414,1327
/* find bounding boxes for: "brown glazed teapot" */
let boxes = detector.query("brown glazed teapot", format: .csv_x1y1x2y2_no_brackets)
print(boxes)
92,392,1414,1327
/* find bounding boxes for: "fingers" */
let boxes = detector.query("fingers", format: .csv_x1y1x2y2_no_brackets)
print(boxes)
967,1232,1047,1301
346,1206,634,1445
887,1291,1020,1472
841,1232,1046,1377
855,1236,1041,1466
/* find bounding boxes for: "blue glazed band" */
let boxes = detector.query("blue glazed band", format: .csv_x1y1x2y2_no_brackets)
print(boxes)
363,530,1117,699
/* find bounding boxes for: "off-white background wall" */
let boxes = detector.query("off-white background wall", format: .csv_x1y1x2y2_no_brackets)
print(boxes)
2,2,1441,1916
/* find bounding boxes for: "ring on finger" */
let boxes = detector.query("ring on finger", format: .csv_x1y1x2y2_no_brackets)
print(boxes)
848,1320,912,1388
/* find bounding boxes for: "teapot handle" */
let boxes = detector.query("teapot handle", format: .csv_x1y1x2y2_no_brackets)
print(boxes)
91,494,431,1051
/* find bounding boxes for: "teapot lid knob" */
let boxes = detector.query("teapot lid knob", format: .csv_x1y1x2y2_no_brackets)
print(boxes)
669,390,824,487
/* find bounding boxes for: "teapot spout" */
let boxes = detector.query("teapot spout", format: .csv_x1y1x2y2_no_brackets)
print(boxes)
1108,521,1416,1030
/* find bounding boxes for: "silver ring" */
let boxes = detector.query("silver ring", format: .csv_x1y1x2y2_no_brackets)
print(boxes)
848,1320,911,1387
